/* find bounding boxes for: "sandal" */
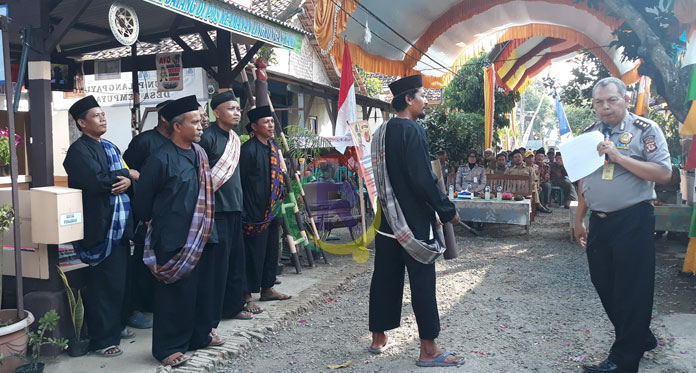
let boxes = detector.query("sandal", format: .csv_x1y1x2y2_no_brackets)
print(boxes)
127,312,153,329
94,345,123,357
120,328,135,339
259,290,292,301
161,352,188,367
367,337,395,354
208,332,225,347
415,351,466,367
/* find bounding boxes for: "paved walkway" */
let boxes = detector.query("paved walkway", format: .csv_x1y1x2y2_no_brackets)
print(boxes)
44,232,371,373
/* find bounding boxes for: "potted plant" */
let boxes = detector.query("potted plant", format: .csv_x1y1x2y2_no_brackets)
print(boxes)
0,204,34,372
56,267,88,357
0,129,22,176
15,310,67,373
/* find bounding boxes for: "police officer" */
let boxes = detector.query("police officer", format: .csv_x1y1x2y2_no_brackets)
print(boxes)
574,77,672,373
455,150,487,192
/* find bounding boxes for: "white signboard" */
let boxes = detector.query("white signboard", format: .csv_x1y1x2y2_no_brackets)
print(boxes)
156,52,184,91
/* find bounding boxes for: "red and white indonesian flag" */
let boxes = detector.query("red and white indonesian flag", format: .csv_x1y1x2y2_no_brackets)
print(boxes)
335,43,357,137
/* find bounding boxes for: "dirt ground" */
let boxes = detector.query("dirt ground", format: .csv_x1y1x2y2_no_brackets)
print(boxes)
223,208,696,373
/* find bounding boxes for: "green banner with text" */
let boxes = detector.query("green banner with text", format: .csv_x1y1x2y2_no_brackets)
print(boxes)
142,0,303,53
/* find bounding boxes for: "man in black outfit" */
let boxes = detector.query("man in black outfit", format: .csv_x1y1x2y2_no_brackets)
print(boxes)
368,75,464,367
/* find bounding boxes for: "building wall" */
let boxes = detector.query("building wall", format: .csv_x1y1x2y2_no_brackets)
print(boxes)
268,20,332,86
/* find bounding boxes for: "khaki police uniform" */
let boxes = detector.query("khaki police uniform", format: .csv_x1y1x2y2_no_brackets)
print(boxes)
580,112,671,372
455,164,487,192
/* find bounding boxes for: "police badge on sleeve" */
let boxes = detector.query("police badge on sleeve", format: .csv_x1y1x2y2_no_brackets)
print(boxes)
643,135,657,153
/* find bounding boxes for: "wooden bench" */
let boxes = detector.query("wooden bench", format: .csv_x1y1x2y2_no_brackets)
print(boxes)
486,173,537,221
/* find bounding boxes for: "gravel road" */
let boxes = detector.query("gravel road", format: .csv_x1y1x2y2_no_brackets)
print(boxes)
224,209,696,373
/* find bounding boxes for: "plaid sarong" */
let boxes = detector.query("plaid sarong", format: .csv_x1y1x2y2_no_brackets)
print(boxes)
211,129,240,191
242,140,285,237
72,140,131,265
371,122,445,264
143,143,215,284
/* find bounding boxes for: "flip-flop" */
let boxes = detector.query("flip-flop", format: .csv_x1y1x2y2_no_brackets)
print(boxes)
367,337,395,354
120,328,135,339
127,312,153,329
161,352,188,367
93,345,123,358
208,333,225,347
233,311,253,320
415,351,466,367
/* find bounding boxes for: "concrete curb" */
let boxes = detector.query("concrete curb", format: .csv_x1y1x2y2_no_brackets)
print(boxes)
157,259,372,373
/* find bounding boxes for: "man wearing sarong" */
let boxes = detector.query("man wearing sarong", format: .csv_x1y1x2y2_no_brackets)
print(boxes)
134,95,223,367
121,99,172,330
368,75,465,367
240,106,291,315
63,95,137,357
198,91,251,323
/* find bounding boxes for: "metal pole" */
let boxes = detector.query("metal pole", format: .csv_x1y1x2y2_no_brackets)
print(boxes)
1,15,25,319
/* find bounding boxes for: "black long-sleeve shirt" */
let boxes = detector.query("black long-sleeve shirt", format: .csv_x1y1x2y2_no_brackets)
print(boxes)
122,128,169,171
134,141,217,252
198,122,243,213
379,118,456,241
239,137,271,223
63,135,134,248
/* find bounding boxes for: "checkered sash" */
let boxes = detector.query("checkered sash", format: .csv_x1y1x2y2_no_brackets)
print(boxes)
371,122,445,264
210,130,241,191
242,141,285,237
72,139,131,265
143,143,215,284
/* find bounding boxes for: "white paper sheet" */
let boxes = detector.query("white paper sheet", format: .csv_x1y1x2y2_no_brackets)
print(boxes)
559,131,605,182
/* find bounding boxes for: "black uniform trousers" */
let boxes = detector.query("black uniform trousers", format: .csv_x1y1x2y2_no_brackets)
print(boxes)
220,212,246,318
128,224,155,313
151,246,215,361
586,202,657,372
369,234,440,340
85,241,129,350
244,218,280,293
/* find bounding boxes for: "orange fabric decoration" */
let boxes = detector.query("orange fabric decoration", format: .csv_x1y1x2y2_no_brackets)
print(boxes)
314,0,360,50
402,0,622,72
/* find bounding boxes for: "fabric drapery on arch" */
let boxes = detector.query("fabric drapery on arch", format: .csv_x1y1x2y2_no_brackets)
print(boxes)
314,0,360,50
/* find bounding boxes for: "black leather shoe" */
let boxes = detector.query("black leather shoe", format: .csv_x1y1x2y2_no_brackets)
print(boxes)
536,205,552,213
582,359,635,373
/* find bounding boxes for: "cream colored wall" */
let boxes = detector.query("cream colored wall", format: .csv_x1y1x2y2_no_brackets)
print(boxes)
52,111,70,177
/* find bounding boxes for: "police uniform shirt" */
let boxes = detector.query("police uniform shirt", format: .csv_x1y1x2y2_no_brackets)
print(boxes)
455,164,487,192
580,112,671,213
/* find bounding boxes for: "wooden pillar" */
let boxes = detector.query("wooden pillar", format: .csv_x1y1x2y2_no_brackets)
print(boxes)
26,1,54,187
217,30,232,88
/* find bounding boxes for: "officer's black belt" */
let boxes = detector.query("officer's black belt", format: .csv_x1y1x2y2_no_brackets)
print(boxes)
590,201,652,219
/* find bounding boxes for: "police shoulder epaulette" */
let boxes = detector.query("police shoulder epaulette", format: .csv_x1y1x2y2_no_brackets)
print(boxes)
633,117,652,131
582,121,600,133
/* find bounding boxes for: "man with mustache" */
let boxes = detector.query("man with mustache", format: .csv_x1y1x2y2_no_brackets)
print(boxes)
134,95,223,367
63,95,137,357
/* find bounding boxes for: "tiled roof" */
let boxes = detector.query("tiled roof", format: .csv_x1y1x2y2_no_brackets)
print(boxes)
81,0,299,60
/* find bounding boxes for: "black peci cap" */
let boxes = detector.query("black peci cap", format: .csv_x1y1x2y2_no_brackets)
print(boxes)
159,95,199,122
247,105,272,123
69,95,100,121
210,90,237,110
388,75,423,97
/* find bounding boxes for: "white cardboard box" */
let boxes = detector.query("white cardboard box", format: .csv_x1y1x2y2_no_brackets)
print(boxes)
30,186,83,244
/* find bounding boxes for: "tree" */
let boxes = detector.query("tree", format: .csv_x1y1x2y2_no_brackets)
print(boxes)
421,106,485,164
557,53,611,107
439,53,519,158
577,0,689,122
